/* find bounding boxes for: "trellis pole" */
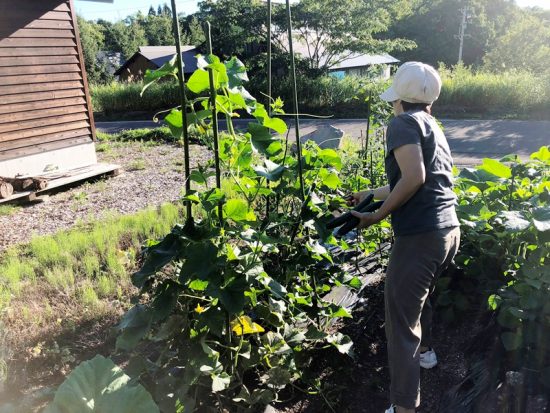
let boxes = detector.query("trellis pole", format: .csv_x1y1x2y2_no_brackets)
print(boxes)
285,0,305,201
204,22,223,225
170,0,193,223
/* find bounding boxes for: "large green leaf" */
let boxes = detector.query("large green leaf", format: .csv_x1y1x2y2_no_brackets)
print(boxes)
532,206,550,233
248,123,279,155
141,55,178,96
479,158,512,179
179,241,219,282
187,69,210,94
116,305,153,351
44,355,159,413
225,56,248,88
496,211,530,232
224,199,255,222
209,276,248,315
530,146,550,162
254,160,286,181
317,149,342,170
132,232,181,288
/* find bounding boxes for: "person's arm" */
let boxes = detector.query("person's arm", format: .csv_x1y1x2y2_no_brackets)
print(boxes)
351,144,426,229
351,185,390,204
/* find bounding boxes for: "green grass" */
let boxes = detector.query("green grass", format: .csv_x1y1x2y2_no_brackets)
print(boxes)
91,81,180,115
0,205,21,217
91,67,550,120
437,64,550,118
0,203,183,311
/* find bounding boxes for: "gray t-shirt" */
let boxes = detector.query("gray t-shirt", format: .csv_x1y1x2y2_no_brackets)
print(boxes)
385,110,459,236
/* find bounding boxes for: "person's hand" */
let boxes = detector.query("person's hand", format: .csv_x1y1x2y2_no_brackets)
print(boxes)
346,190,370,206
350,210,383,230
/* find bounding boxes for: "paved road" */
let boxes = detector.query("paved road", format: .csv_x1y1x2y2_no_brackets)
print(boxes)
96,118,550,165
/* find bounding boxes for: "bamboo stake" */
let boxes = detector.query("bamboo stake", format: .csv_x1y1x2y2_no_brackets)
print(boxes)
204,22,223,226
267,0,272,117
170,0,192,224
285,0,305,201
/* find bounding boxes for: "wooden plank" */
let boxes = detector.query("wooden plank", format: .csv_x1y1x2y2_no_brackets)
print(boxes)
0,72,81,86
0,136,92,163
0,112,89,133
0,38,76,48
0,97,87,115
0,55,79,67
9,29,75,39
70,0,97,142
0,163,120,203
0,80,83,96
2,20,73,31
0,104,86,123
0,120,90,142
0,90,84,106
0,63,80,76
1,11,71,22
0,47,78,57
0,128,91,152
0,3,70,14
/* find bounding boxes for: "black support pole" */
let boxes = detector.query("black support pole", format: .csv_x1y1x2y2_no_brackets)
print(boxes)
204,22,223,226
285,0,305,201
170,0,192,223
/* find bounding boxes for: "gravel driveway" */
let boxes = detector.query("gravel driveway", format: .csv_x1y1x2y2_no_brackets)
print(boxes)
0,142,211,251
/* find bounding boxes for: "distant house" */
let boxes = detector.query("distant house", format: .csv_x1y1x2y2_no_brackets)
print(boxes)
328,53,400,79
115,46,198,82
278,32,400,79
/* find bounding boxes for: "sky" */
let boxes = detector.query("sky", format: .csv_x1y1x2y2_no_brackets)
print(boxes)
75,0,550,21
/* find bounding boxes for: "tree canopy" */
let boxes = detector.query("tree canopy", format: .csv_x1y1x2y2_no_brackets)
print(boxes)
77,0,550,85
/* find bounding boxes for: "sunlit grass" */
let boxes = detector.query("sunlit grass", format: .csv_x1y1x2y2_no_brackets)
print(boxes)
0,203,184,311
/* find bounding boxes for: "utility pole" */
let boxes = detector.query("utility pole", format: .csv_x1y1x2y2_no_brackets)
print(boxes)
456,6,470,64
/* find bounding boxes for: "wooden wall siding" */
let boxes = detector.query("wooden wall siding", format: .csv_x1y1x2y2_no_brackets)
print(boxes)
0,0,96,162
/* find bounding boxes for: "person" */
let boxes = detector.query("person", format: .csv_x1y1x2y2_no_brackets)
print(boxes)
349,62,461,413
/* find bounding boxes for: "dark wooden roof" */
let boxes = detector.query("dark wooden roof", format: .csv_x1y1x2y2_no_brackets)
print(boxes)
0,0,95,162
115,46,198,76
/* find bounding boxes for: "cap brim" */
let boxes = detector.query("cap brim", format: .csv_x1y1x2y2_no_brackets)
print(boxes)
380,85,399,102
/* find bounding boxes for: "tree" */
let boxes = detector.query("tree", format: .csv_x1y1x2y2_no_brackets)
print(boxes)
196,0,268,59
196,0,415,72
282,0,416,71
387,0,523,67
103,18,147,60
483,12,550,74
143,14,174,46
181,15,206,46
148,5,156,16
77,16,110,84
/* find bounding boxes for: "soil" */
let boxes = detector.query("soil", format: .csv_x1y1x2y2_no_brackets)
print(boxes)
271,279,478,413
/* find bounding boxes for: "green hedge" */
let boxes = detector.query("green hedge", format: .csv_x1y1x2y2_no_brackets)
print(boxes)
90,67,550,120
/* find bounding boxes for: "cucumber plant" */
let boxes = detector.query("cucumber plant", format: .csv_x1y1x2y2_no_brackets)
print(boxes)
114,54,375,412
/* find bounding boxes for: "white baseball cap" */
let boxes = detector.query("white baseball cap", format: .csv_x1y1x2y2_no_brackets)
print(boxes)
380,62,442,104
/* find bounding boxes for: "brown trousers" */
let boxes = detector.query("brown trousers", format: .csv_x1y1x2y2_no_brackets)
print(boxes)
385,226,460,409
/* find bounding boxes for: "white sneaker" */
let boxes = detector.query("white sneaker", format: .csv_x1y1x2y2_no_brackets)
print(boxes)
420,348,438,369
385,405,396,413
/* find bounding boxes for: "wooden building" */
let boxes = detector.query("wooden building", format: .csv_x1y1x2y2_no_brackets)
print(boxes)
115,46,198,82
0,0,118,201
